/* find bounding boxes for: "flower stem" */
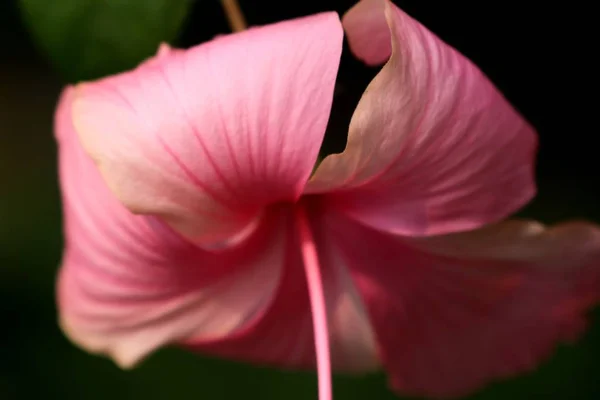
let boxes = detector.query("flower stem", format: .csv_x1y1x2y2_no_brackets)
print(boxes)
296,207,332,400
220,0,247,32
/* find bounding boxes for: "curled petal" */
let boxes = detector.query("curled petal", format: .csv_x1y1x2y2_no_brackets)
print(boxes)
72,13,343,246
56,88,285,367
308,0,537,236
328,212,600,398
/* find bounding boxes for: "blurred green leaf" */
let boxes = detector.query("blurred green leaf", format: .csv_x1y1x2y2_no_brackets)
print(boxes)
18,0,192,82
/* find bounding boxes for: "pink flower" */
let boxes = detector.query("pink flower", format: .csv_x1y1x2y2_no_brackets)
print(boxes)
55,0,600,398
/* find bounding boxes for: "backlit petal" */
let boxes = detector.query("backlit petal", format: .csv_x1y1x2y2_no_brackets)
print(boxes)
56,87,284,368
328,212,600,398
58,88,378,371
308,0,537,237
72,13,343,246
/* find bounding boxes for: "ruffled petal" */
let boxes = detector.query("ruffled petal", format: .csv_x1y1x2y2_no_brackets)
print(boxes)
308,0,537,236
56,87,285,368
72,13,343,246
328,212,600,398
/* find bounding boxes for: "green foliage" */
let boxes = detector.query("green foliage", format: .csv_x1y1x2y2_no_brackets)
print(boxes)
18,0,193,82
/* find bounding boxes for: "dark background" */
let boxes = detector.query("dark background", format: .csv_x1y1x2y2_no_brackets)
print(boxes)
1,1,598,399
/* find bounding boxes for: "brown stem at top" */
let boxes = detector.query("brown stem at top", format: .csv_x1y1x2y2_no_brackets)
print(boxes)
220,0,247,32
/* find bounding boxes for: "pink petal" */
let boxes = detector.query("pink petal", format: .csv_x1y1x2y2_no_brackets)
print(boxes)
57,88,378,372
328,212,600,398
56,87,284,367
72,12,343,247
338,0,392,65
307,0,537,236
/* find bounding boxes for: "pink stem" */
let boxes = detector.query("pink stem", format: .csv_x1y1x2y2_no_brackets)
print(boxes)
296,206,332,400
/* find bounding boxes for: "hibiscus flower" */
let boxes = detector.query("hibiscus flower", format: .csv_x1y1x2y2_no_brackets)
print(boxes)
55,0,600,398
